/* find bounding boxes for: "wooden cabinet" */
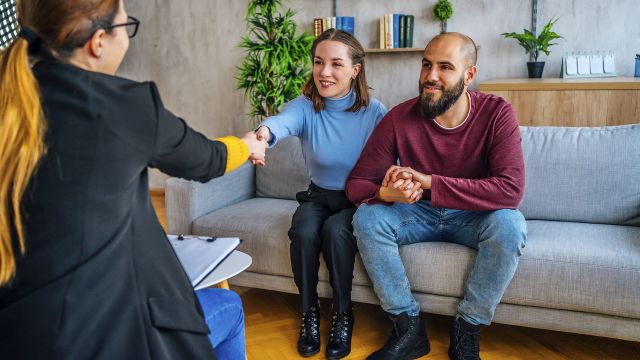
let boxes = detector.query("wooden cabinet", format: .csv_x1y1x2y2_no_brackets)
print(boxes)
478,77,640,126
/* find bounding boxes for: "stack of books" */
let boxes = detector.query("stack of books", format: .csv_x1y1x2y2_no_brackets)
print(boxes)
379,14,415,49
313,16,355,37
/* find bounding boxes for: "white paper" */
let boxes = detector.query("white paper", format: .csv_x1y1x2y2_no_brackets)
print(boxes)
168,235,240,287
603,54,616,73
565,56,577,75
577,55,590,74
589,54,603,74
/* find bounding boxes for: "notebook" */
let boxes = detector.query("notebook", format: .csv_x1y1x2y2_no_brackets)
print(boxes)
168,235,241,287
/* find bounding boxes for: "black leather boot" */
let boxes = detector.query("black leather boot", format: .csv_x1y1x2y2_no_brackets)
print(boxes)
297,305,321,357
366,312,430,360
448,317,481,360
325,309,354,359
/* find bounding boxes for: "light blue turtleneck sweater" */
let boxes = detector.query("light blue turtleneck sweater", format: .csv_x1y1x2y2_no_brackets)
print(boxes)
260,91,387,190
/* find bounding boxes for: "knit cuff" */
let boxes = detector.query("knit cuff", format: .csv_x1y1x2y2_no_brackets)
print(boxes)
215,136,249,173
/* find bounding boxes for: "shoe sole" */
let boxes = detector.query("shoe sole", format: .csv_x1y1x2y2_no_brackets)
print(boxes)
299,348,320,357
326,348,351,360
405,338,430,359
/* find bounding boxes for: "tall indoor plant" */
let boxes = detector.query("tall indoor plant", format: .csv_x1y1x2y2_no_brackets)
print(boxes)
236,0,314,128
433,0,453,34
502,17,562,78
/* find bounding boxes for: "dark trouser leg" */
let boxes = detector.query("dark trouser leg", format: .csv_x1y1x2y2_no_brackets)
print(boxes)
321,207,357,313
288,201,332,311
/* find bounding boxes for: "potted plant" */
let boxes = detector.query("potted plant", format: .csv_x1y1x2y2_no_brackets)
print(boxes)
502,18,562,78
236,0,314,128
433,0,453,34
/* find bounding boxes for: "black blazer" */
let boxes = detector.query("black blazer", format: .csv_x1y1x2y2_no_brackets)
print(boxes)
0,61,229,359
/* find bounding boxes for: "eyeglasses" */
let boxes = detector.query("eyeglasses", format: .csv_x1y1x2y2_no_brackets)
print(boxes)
103,16,140,38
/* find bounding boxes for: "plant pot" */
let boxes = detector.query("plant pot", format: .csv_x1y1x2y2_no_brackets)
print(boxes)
527,61,545,78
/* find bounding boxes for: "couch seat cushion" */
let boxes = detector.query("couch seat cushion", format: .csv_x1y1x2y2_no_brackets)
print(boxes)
193,198,640,319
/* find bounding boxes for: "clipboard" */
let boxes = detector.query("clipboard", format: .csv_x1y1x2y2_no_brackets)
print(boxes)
168,235,241,288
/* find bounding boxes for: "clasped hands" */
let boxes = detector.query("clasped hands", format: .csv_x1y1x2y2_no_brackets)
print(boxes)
378,165,432,204
241,126,270,166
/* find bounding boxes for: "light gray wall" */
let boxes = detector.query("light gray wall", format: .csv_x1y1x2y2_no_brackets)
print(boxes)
118,0,640,188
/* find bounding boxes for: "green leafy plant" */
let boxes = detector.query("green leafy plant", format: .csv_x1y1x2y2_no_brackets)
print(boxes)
502,17,562,62
433,0,453,33
236,0,314,128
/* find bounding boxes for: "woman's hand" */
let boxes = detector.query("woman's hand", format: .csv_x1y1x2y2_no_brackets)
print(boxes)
241,131,267,166
255,126,271,143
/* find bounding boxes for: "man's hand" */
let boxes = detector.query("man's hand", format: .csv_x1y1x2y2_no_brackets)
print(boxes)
376,180,423,203
241,131,267,166
383,165,432,190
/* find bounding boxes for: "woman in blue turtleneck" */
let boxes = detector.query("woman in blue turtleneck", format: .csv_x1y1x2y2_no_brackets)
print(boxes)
255,29,386,359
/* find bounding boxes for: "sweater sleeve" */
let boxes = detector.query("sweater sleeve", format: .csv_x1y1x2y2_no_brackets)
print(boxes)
430,104,525,210
259,97,306,147
346,112,398,206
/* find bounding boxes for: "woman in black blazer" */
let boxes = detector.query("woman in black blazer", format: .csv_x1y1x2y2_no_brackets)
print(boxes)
0,0,265,358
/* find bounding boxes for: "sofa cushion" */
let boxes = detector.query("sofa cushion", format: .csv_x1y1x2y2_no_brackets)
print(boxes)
519,125,640,226
193,197,640,319
256,137,309,200
191,198,373,286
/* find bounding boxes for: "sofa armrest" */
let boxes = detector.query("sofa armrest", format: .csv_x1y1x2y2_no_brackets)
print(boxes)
165,162,256,234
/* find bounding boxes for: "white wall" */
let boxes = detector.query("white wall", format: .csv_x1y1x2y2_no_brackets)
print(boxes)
117,0,640,188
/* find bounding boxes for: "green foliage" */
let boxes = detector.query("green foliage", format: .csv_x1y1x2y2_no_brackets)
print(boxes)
502,17,562,62
236,0,314,128
433,0,453,22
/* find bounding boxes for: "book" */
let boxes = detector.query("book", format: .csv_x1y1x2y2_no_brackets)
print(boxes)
399,15,407,48
405,15,415,48
168,235,241,288
385,14,393,49
336,16,343,31
393,13,401,49
313,18,323,37
341,16,355,36
380,15,386,49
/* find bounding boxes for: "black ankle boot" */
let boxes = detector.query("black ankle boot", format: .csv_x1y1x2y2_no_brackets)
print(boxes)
297,305,321,357
448,317,481,360
325,309,354,359
366,312,430,360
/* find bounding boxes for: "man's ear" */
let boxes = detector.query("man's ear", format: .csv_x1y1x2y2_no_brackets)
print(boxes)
464,66,477,85
87,29,107,58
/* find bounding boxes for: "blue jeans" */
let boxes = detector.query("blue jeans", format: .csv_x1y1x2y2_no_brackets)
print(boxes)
196,288,246,359
352,201,527,325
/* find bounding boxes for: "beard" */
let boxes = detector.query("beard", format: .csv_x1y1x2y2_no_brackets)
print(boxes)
418,75,466,120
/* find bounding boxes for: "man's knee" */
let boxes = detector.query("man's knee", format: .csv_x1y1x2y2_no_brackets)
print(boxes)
484,209,527,254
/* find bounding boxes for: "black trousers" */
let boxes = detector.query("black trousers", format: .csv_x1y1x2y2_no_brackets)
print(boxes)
288,183,357,312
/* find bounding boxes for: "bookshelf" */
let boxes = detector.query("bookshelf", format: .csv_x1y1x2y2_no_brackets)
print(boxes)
365,48,424,54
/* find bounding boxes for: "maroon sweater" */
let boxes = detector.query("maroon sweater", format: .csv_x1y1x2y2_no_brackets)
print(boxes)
346,91,525,211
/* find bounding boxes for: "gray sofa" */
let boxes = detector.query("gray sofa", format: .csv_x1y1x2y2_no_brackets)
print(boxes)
166,125,640,342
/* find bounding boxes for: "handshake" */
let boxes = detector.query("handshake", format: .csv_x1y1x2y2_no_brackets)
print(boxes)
240,126,271,167
378,165,432,204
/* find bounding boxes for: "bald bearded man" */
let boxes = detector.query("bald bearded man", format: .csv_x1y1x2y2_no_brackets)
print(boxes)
346,32,527,360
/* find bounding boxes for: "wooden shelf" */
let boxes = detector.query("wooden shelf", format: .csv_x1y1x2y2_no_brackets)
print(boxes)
365,48,424,54
479,77,640,91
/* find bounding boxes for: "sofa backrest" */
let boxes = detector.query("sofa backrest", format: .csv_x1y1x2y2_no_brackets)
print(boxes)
256,137,309,199
519,125,639,226
257,125,640,226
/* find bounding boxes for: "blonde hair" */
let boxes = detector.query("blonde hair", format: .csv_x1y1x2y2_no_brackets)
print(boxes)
0,38,45,285
0,0,119,286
